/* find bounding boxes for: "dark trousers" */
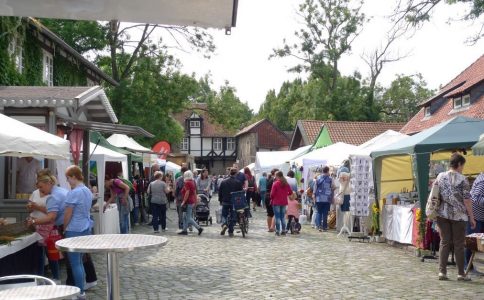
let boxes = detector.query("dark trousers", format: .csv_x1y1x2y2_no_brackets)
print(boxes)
246,190,255,206
315,202,330,230
152,203,167,230
437,217,467,275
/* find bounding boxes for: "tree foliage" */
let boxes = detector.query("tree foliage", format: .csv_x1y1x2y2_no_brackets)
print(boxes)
393,0,484,44
377,74,435,122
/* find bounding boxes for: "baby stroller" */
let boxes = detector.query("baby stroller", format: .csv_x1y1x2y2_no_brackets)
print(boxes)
195,193,212,226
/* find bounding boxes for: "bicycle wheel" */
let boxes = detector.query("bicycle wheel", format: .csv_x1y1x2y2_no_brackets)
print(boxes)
244,216,249,234
239,215,246,238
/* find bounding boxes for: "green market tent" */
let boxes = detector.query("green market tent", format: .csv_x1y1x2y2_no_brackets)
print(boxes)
371,116,484,217
90,131,142,178
312,126,333,149
472,134,484,156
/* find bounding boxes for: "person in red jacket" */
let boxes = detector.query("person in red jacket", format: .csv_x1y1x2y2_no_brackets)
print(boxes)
178,170,203,236
271,171,293,236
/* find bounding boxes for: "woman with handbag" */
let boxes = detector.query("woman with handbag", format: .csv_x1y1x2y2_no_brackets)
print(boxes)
178,170,203,236
105,175,131,234
27,184,60,282
433,153,476,281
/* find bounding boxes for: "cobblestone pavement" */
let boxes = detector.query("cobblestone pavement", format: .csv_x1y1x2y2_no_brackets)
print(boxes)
81,199,483,300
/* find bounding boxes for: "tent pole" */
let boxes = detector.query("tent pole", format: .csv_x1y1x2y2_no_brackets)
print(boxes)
414,153,430,243
82,131,90,186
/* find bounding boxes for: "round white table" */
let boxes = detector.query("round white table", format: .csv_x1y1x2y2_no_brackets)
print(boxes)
56,234,168,300
0,285,80,300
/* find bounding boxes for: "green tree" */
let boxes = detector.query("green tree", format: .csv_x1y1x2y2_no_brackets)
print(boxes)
393,0,484,44
377,74,435,122
206,83,253,131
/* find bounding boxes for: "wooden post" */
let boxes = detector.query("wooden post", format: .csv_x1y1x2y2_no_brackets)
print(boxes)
82,131,90,186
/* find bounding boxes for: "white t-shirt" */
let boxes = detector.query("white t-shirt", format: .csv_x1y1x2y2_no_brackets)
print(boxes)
29,189,48,219
286,177,298,192
17,158,41,193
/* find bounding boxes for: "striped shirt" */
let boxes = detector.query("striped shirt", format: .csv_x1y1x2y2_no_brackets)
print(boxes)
471,173,484,221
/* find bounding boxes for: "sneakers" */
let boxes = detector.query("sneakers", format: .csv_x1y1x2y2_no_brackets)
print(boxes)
229,232,234,237
275,232,280,236
438,273,448,281
198,227,204,236
457,275,471,281
154,230,160,233
281,231,287,236
161,229,166,232
177,231,188,235
84,280,97,290
221,225,228,235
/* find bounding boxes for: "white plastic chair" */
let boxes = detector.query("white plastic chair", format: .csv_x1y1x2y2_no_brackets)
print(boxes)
0,275,56,291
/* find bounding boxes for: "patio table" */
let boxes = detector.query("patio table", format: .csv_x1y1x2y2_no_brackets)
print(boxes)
56,234,168,300
0,285,79,299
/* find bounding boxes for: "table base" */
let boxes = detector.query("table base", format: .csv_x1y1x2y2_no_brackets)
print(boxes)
107,252,120,300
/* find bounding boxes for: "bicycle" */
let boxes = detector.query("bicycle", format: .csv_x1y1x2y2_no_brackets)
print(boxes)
229,191,249,238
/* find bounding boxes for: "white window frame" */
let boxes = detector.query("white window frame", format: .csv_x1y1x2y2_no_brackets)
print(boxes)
424,106,431,117
453,97,462,109
8,36,23,73
226,138,236,151
189,120,200,128
181,137,189,151
213,138,223,151
42,50,54,86
462,94,470,107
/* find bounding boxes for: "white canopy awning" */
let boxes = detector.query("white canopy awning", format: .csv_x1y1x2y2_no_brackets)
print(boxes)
296,142,359,167
0,113,70,160
351,130,408,156
107,134,152,153
1,0,238,29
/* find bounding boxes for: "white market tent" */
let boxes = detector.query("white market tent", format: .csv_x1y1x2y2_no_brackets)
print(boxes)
107,134,152,153
296,142,359,167
351,130,408,156
2,0,238,29
155,159,181,175
88,143,128,234
0,113,70,160
254,146,310,175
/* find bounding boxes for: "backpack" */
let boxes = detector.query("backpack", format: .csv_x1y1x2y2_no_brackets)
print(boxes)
175,176,185,200
314,175,333,203
117,177,134,193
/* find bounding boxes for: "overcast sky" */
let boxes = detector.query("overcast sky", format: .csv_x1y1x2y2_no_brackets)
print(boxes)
172,0,483,112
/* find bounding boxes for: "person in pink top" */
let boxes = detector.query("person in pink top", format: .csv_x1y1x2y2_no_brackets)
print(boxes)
286,197,301,234
270,171,294,236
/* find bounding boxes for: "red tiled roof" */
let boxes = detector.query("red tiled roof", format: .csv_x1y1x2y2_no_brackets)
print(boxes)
172,103,234,137
421,55,484,106
403,55,484,134
401,93,484,135
298,120,405,146
236,119,265,136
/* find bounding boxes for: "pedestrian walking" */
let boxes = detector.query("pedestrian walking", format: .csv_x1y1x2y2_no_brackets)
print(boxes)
175,166,189,229
218,168,244,237
258,172,267,209
434,153,476,281
265,169,278,232
148,171,170,233
465,172,484,271
244,167,257,211
178,170,203,236
271,171,294,236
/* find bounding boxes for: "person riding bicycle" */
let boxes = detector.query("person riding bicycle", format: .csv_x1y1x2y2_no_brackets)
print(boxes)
218,168,243,237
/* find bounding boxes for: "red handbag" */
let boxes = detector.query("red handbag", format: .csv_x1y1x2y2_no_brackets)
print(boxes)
45,227,62,261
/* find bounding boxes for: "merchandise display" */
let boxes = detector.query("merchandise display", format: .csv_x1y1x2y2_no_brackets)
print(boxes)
349,156,372,217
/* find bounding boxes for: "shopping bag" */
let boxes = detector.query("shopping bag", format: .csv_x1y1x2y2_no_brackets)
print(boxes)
425,179,440,220
45,228,62,261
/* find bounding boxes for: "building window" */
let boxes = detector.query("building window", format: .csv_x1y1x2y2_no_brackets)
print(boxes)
462,94,471,107
8,36,23,73
213,138,222,151
42,50,54,86
424,106,431,117
189,120,200,128
181,138,189,151
453,97,462,109
227,138,235,151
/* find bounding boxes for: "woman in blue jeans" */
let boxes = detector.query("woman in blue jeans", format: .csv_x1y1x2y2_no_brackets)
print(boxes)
63,166,95,297
270,171,294,236
314,166,336,232
105,176,131,234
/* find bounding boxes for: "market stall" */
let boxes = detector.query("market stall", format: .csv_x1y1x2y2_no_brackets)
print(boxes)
87,143,128,234
0,113,70,275
371,116,484,245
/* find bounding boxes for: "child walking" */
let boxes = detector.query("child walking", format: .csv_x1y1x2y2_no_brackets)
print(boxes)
286,194,301,234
